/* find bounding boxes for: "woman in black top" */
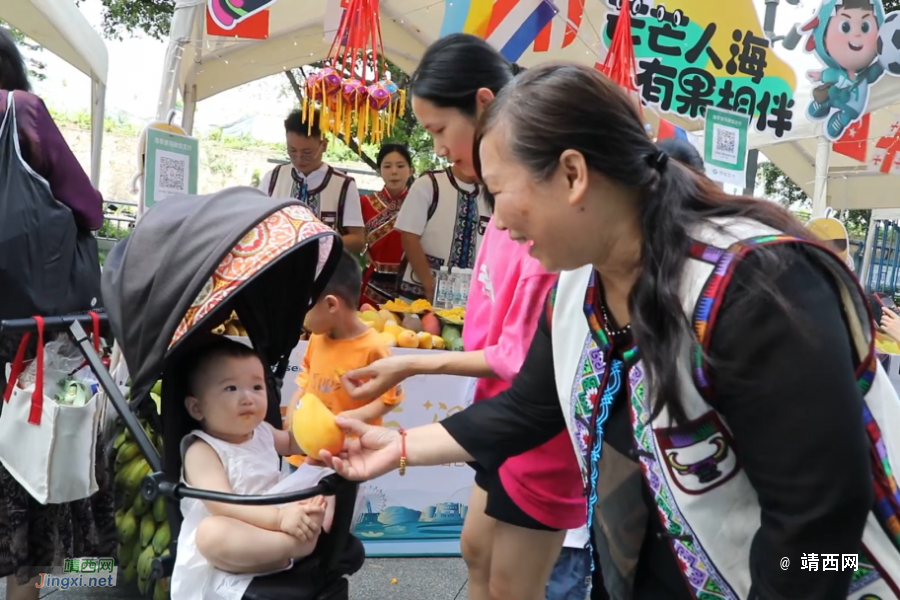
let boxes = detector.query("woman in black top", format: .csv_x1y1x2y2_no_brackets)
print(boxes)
329,63,885,599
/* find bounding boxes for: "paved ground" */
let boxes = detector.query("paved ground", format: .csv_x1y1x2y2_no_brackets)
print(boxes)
0,558,470,600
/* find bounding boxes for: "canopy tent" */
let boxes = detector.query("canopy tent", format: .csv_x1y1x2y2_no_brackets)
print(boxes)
156,0,611,128
0,0,108,186
747,77,900,212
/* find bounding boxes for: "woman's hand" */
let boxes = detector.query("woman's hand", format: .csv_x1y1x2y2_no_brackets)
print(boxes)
341,356,413,400
318,417,402,481
881,308,900,343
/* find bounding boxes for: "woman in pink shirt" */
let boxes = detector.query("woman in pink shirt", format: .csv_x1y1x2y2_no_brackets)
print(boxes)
343,35,588,600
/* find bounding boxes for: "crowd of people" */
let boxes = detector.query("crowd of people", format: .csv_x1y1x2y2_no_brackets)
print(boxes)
4,14,900,600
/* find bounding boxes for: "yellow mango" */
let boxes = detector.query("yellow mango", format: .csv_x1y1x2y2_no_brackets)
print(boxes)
432,336,446,350
360,311,384,332
384,322,404,337
397,330,419,349
291,393,345,460
416,332,433,350
380,331,398,347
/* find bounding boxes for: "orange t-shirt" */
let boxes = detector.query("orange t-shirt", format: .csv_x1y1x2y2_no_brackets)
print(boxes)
286,328,404,466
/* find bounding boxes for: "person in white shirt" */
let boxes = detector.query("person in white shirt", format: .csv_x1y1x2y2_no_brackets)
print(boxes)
393,165,490,301
258,110,365,252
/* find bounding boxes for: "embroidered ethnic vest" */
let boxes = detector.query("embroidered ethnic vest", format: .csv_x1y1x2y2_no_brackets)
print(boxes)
267,164,352,233
398,169,490,299
550,218,900,600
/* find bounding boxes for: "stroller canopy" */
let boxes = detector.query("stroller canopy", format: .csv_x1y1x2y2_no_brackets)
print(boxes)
102,187,340,407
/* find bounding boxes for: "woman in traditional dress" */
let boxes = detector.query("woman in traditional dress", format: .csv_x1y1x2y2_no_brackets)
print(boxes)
344,35,589,600
359,143,414,307
393,163,489,302
326,63,900,600
0,29,114,600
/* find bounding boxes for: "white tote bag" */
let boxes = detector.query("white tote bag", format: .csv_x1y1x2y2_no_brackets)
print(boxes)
0,316,101,504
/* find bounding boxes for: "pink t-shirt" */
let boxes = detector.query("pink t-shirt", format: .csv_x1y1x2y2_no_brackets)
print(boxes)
463,217,585,530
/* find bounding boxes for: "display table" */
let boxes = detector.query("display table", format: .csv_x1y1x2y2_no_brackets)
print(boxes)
280,341,476,557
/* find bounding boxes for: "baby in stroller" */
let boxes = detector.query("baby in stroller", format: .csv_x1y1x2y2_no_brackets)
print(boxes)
172,337,336,599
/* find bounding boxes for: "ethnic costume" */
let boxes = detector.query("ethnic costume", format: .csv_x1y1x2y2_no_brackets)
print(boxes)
443,215,900,600
394,169,490,300
359,186,408,307
258,163,363,234
549,218,900,599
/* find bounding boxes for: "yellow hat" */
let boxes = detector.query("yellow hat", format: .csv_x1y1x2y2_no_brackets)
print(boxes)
807,217,849,261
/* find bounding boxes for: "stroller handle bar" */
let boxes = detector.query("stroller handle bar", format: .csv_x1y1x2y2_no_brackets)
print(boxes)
0,313,107,335
143,471,351,505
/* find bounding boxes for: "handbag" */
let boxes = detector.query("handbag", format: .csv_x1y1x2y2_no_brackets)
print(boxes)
0,90,102,319
0,315,103,504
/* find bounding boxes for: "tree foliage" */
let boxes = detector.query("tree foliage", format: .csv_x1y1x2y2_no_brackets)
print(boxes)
77,0,174,41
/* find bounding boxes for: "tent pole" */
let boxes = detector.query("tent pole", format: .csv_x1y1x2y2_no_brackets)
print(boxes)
811,136,831,218
861,215,879,292
90,79,106,187
182,85,197,136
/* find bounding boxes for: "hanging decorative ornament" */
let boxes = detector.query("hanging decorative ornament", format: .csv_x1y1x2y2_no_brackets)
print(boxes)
301,0,406,144
599,0,642,119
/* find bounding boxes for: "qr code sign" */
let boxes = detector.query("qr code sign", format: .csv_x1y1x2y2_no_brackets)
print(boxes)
159,156,186,191
711,123,739,163
717,130,736,155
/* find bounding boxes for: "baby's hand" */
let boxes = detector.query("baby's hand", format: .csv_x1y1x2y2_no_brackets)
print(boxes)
278,499,325,542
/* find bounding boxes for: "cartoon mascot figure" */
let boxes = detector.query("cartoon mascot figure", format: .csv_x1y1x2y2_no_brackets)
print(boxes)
801,0,887,140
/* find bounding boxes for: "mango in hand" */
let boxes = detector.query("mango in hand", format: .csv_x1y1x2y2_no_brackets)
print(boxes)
291,393,345,460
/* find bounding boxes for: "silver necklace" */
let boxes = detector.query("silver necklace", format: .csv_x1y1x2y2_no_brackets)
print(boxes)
599,302,632,339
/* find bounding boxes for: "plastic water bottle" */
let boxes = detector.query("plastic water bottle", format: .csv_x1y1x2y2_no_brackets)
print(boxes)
434,267,450,308
447,268,461,308
459,269,472,305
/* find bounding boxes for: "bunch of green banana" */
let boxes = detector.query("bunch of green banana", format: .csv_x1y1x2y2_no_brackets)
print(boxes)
112,400,172,598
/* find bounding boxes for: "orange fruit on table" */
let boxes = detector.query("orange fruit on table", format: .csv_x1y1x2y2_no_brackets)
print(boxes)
416,331,433,349
397,330,419,348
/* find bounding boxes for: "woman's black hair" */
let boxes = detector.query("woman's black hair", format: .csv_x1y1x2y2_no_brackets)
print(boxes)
0,27,31,92
377,143,413,169
410,33,517,116
475,63,813,426
657,137,704,171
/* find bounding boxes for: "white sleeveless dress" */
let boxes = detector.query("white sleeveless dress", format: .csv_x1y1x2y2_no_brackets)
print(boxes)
170,424,334,600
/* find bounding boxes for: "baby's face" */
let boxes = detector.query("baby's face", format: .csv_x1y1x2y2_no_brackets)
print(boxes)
188,355,268,439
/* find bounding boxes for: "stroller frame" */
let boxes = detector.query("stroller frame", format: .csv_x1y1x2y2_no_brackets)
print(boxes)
0,313,362,599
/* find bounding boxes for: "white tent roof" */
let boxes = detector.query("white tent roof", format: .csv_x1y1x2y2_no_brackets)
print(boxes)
0,0,108,85
747,76,900,211
162,0,610,108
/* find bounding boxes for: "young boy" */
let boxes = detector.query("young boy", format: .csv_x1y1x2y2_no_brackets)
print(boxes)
285,250,404,469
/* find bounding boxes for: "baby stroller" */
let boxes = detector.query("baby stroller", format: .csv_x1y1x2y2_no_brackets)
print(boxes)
98,188,365,599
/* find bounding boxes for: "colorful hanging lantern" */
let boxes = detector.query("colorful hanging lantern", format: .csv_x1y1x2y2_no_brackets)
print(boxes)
301,0,406,144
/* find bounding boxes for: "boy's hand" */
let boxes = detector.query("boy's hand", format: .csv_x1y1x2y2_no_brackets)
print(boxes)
278,500,324,541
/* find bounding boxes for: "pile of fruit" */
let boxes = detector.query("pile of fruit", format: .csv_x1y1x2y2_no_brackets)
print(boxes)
359,301,464,351
112,380,171,599
212,312,248,337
